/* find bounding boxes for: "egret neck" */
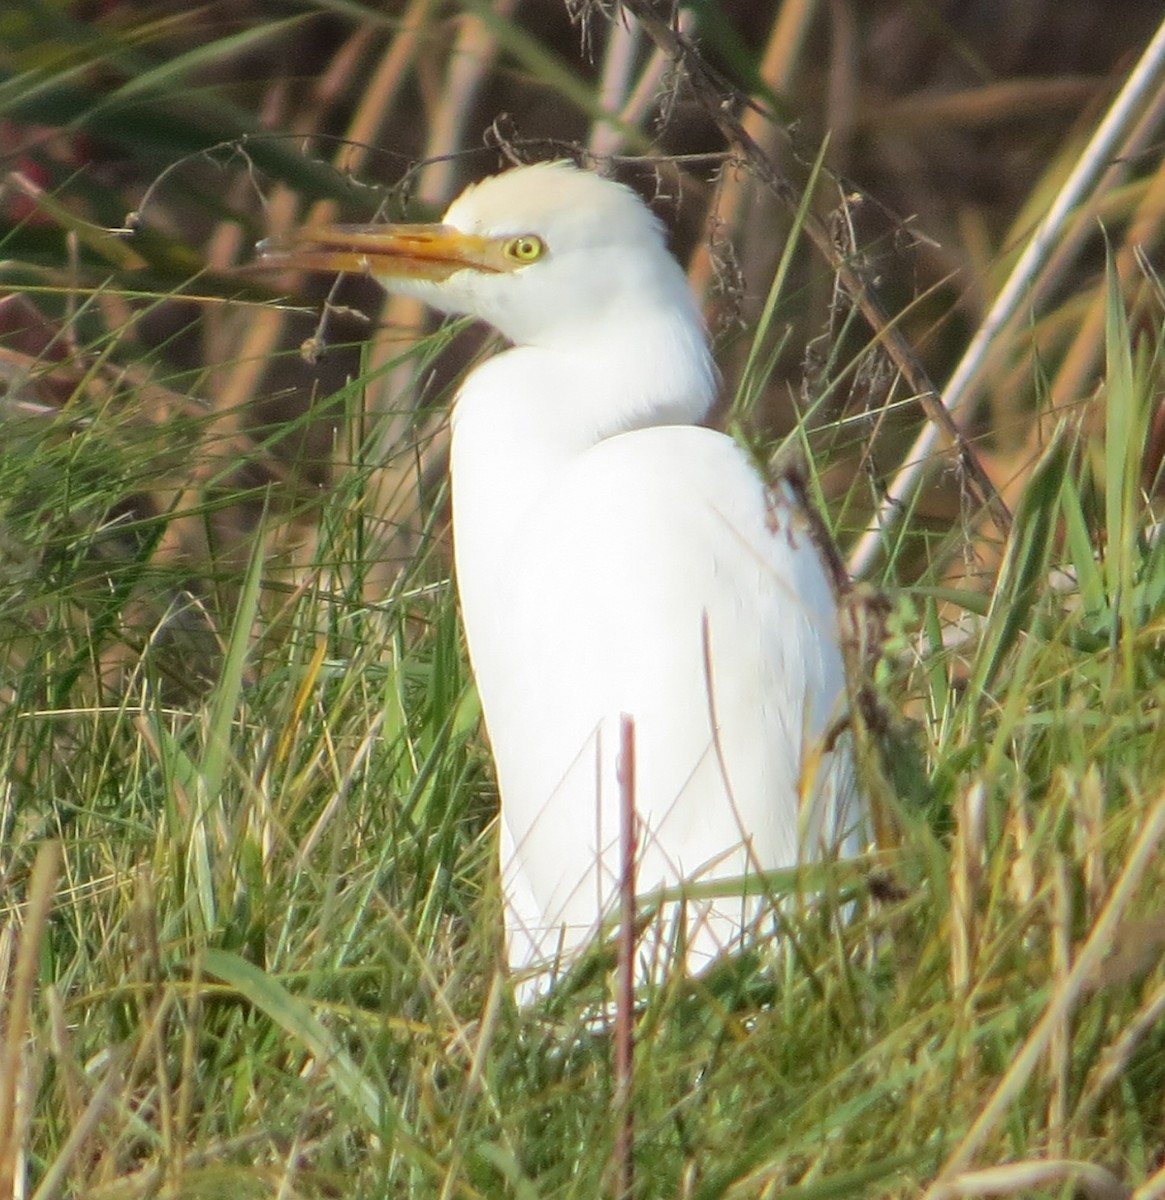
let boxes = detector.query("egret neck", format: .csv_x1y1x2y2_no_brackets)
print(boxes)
450,304,717,607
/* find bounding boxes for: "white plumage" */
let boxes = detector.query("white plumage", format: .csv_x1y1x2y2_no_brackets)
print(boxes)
260,162,864,1000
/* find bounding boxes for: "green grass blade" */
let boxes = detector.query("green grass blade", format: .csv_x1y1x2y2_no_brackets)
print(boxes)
200,949,377,1128
734,137,829,419
971,421,1070,696
1103,245,1138,610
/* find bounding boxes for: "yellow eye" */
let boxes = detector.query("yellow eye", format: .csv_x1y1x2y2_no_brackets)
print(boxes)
503,235,546,265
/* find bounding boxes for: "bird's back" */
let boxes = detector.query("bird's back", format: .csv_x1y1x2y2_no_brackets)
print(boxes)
454,419,862,992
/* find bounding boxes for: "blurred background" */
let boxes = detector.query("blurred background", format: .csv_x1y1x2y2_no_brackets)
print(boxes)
5,0,1163,621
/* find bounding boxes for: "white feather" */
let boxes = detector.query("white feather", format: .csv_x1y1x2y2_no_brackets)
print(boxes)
425,164,865,999
264,161,868,999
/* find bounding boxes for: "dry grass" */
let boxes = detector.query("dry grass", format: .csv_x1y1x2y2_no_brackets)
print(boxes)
3,2,1165,1196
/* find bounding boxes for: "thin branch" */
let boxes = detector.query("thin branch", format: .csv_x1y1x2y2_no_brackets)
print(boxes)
849,11,1165,575
619,0,1013,558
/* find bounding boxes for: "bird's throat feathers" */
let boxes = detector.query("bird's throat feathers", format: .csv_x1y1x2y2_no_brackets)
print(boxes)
449,320,718,683
457,311,717,456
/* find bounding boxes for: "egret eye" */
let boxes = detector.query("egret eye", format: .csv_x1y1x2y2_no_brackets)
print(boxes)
502,234,546,265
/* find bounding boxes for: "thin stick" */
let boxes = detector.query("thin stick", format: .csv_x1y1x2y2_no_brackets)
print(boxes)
620,0,1012,549
849,12,1165,575
939,1158,1126,1200
0,843,60,1200
922,788,1165,1197
611,713,637,1200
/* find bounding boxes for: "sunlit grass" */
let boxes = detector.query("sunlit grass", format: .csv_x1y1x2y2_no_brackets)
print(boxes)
2,253,1164,1198
4,1,1165,1196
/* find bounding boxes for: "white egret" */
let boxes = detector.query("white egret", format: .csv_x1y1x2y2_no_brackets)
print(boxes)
259,161,865,1000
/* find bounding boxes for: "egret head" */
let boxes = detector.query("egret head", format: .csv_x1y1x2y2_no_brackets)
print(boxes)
258,161,702,351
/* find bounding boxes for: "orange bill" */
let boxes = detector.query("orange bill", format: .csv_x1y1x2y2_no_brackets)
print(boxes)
255,223,502,281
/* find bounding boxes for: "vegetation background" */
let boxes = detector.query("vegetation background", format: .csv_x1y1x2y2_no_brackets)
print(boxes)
3,0,1165,1196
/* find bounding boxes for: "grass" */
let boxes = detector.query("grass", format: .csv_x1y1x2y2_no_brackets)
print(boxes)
4,2,1165,1197
3,258,1165,1200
